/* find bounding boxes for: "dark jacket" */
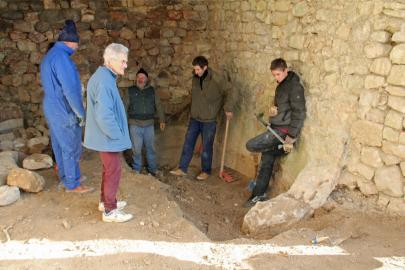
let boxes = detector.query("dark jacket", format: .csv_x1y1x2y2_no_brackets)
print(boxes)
190,68,233,122
127,83,165,126
270,71,306,138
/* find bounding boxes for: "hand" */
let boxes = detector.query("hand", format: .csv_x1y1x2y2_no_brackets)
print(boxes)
283,143,293,153
160,122,166,131
225,111,233,120
282,135,296,153
269,106,278,117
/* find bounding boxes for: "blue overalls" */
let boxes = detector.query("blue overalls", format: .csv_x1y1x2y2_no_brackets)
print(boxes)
40,42,84,189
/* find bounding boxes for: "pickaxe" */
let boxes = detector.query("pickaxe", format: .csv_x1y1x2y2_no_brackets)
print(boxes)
254,113,286,146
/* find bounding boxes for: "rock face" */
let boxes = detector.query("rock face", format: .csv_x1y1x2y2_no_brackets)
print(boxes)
23,154,53,170
0,185,20,206
7,168,45,193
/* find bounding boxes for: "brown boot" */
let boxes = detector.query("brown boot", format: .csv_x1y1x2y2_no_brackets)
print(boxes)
65,185,95,194
169,168,187,176
196,172,209,181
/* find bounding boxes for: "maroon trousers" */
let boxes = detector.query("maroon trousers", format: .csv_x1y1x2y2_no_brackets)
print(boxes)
99,152,121,212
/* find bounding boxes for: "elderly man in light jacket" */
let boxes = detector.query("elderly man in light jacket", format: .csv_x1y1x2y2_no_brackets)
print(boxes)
84,43,133,223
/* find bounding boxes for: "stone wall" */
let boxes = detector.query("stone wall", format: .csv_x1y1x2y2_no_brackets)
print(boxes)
1,0,405,215
0,0,209,128
202,0,405,215
208,0,405,213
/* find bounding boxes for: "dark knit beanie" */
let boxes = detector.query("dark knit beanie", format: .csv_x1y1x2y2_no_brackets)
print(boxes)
58,20,79,43
136,68,148,77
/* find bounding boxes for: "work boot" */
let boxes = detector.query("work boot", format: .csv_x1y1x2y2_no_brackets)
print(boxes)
98,201,127,212
102,209,133,223
65,184,95,194
169,168,187,176
58,175,88,191
243,193,269,208
196,172,209,181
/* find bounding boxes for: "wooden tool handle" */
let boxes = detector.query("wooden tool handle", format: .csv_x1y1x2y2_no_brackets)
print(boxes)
219,118,230,177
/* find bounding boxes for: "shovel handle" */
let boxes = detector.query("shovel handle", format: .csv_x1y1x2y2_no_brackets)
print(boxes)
219,118,230,177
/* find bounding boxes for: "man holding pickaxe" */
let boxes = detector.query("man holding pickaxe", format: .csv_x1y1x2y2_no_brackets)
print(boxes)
244,58,306,208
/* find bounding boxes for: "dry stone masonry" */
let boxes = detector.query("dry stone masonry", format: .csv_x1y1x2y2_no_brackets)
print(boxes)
0,0,210,205
196,0,405,233
0,0,404,232
0,0,209,130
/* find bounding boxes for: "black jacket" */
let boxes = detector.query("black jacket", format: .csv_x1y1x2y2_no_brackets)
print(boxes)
270,71,306,138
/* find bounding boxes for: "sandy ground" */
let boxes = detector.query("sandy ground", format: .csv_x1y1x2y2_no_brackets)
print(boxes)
1,125,405,269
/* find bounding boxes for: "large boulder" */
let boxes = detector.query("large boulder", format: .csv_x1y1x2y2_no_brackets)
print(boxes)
242,193,312,236
287,163,341,209
242,163,341,235
0,151,20,186
7,168,45,193
23,154,53,170
0,185,20,206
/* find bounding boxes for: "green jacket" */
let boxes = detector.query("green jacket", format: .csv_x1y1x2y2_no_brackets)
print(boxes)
126,83,165,127
190,68,233,122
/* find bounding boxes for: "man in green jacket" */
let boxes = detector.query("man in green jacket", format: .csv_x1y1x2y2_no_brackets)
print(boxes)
127,68,165,176
170,56,233,180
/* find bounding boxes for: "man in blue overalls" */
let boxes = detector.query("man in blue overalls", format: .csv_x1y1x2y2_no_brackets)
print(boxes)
40,20,93,194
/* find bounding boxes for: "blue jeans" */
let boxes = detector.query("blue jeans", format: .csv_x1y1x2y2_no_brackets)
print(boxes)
179,118,217,174
129,124,157,173
246,130,287,197
49,121,82,190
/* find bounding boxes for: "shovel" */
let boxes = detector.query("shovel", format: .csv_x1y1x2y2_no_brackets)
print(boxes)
219,118,239,183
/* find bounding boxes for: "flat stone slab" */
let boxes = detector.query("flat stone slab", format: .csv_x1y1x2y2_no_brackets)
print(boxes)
0,118,23,134
23,154,53,170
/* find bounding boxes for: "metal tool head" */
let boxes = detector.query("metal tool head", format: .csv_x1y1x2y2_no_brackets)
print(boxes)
254,112,267,126
255,112,264,119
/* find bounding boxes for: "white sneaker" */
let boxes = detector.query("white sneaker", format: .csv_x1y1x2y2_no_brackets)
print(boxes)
98,201,127,212
102,209,133,223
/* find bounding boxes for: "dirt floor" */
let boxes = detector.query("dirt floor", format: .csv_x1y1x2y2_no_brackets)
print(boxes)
1,125,405,269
